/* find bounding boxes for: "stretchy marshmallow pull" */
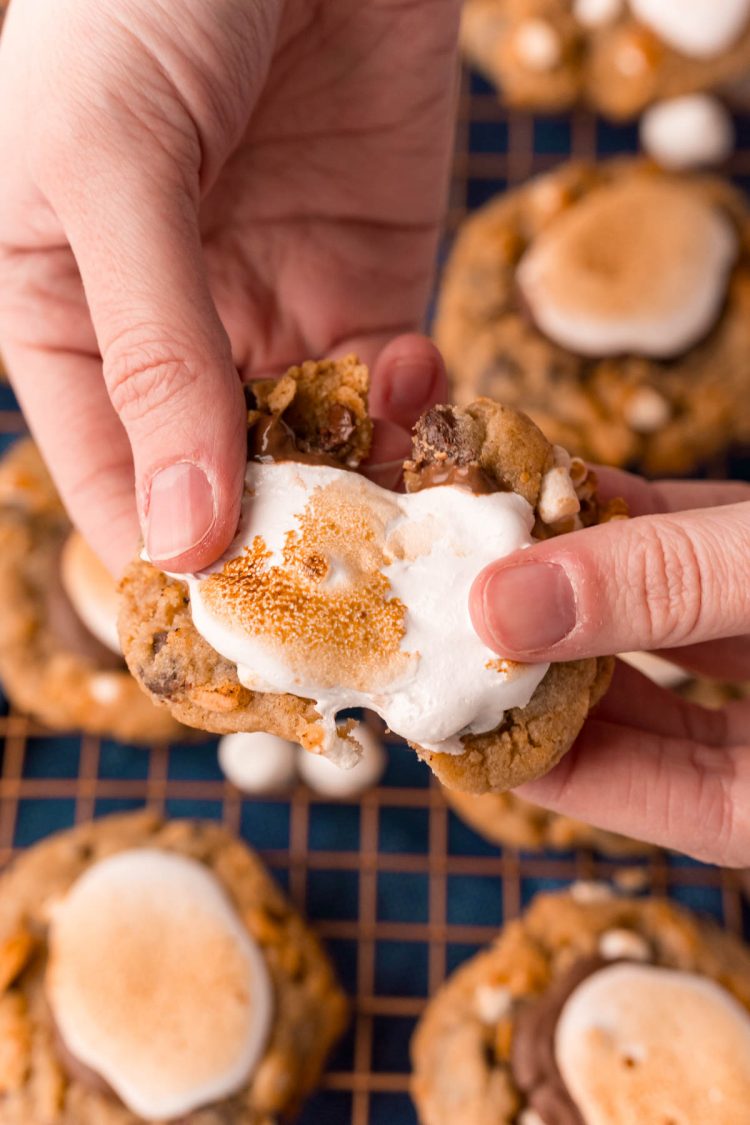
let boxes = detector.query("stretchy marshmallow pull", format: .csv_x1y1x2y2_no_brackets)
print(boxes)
181,462,548,764
629,0,750,59
47,850,273,1120
297,722,386,798
641,95,735,170
60,532,122,656
518,178,736,358
555,963,750,1123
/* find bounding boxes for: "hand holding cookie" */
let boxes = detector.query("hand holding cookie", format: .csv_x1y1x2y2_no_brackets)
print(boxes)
471,472,750,864
0,0,457,576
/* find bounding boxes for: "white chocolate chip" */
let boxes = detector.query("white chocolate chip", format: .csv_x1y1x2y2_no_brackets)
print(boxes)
629,0,750,59
514,19,562,71
297,722,385,799
599,928,651,961
624,386,672,433
641,95,735,171
475,983,513,1024
218,732,297,795
574,0,623,27
538,465,581,525
88,674,123,705
570,880,614,904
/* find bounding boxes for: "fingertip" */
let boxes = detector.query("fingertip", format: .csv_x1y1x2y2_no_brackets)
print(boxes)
369,334,447,428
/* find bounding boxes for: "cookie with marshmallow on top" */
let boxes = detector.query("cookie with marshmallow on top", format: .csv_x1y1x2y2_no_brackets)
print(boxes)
0,438,182,742
461,0,750,119
0,810,347,1124
437,159,750,475
412,885,750,1124
120,355,622,795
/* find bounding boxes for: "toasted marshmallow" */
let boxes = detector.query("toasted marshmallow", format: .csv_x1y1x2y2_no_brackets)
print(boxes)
619,650,690,688
218,731,297,794
46,850,273,1120
555,963,750,1123
60,532,121,656
574,0,623,28
518,178,736,359
629,0,750,59
641,95,735,170
178,462,548,764
297,721,385,798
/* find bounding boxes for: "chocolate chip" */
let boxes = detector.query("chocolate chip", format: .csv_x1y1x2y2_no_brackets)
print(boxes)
151,631,169,655
318,404,356,452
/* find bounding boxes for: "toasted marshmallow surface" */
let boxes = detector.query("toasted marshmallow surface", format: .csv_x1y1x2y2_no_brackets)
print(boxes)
219,731,298,794
61,532,122,655
47,850,273,1120
518,178,736,359
629,0,750,59
555,963,750,1123
641,95,735,170
297,721,386,798
181,462,548,763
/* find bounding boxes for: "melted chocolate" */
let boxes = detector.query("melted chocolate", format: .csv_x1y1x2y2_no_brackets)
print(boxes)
511,956,611,1125
248,414,342,468
408,460,501,495
47,548,124,671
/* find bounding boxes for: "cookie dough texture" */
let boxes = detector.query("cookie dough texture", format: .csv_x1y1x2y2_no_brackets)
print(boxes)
411,889,750,1124
0,439,181,742
436,160,750,474
444,788,650,854
121,356,617,794
462,0,750,118
0,811,347,1124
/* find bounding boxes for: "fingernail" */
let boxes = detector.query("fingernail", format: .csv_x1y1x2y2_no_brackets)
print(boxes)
145,462,215,562
482,562,576,653
385,357,439,416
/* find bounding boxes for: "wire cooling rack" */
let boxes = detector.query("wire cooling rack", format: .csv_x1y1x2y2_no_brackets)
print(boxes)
0,63,749,1125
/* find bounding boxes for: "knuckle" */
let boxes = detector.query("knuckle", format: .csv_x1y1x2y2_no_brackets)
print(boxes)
622,521,703,647
105,339,202,429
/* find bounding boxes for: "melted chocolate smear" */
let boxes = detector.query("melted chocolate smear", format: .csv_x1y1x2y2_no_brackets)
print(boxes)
248,414,343,469
47,548,125,672
409,460,501,495
511,956,612,1125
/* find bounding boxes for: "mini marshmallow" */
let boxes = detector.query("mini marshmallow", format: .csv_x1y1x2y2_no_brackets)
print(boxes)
619,651,690,688
598,928,651,961
218,731,297,795
60,532,121,656
88,673,124,706
179,462,549,763
537,466,581,525
475,983,513,1025
514,19,562,71
570,881,614,904
47,850,273,1121
518,177,737,359
623,386,672,433
629,0,750,59
574,0,623,27
555,964,750,1123
641,95,735,170
297,722,385,799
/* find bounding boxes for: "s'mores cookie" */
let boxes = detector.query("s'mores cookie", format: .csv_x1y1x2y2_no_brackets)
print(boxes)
462,0,750,119
0,439,182,741
120,355,619,794
437,160,750,474
0,811,347,1123
412,887,750,1124
444,788,650,855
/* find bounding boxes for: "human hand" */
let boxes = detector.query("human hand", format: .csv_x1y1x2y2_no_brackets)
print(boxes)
0,0,459,575
470,471,750,865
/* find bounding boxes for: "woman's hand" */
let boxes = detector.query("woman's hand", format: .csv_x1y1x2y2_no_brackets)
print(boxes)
470,471,750,865
0,0,459,575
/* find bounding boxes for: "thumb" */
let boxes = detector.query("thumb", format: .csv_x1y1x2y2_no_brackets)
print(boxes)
470,503,750,661
49,156,245,573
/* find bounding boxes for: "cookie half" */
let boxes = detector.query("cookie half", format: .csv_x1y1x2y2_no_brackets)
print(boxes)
412,886,750,1124
462,0,750,119
0,440,182,742
437,159,750,474
120,355,620,793
0,810,347,1123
